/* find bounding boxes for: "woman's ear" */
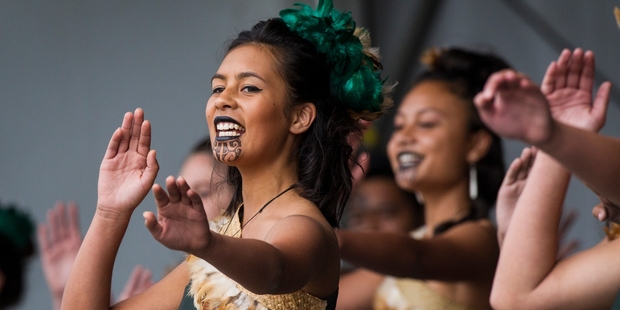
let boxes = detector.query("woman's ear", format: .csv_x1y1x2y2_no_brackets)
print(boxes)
290,102,316,134
467,130,492,164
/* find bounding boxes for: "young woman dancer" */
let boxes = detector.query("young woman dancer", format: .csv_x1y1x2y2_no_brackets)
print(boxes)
338,48,508,309
60,1,391,309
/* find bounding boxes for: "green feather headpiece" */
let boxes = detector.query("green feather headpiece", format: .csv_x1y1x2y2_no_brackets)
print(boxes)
280,0,392,120
0,203,34,250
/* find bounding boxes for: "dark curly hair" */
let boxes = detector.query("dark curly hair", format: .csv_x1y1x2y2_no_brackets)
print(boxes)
222,18,367,227
413,47,509,217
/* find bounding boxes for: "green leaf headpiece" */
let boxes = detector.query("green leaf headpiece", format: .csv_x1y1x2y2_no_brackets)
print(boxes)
280,0,393,120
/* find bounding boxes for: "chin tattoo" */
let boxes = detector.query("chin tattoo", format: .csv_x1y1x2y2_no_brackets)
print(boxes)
213,138,242,163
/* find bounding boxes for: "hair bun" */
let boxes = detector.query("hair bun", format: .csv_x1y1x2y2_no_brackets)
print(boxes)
280,0,392,120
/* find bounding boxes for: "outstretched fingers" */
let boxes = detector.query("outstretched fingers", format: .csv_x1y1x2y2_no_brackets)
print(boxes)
103,127,123,160
176,177,204,213
143,210,162,237
119,112,134,153
541,61,557,95
566,48,584,88
152,183,170,209
128,108,144,153
579,50,595,92
502,156,523,187
553,49,571,89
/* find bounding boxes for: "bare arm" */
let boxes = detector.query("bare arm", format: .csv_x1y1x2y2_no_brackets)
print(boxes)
493,153,620,309
537,124,620,206
337,222,498,282
336,269,384,310
111,262,188,309
62,109,162,309
144,178,337,297
490,152,571,309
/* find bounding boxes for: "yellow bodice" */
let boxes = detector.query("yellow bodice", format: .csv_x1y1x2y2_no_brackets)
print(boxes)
185,209,328,310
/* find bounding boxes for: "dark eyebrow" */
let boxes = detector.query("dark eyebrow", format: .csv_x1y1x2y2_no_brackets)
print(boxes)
211,73,225,83
211,71,266,83
237,71,265,82
418,107,446,116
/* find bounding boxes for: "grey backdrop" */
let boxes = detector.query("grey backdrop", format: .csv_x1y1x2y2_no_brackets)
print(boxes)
1,1,619,309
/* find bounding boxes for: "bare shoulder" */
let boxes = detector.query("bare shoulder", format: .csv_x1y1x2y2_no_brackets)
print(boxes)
432,218,499,265
263,196,337,246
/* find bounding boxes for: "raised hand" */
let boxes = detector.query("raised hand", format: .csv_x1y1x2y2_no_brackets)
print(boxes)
496,147,537,246
541,48,611,132
116,265,154,302
144,176,212,253
97,108,159,217
474,70,553,145
38,201,82,310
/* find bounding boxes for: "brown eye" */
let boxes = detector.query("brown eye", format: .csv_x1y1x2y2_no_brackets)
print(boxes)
241,85,262,93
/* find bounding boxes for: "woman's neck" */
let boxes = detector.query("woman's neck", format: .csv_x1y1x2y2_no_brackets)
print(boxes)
420,179,472,236
238,157,298,216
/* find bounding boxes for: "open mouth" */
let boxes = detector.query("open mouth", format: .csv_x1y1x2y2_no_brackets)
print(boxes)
214,116,245,141
397,152,423,170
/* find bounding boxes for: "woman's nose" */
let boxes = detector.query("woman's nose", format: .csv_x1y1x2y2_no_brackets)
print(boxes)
214,89,237,110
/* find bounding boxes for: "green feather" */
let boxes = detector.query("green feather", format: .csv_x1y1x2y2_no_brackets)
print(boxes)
280,0,386,113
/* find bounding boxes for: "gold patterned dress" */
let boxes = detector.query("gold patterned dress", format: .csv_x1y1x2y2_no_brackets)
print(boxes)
373,226,480,310
178,209,336,310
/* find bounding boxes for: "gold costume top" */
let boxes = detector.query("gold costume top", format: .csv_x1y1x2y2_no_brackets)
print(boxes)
179,209,335,310
374,277,479,310
373,227,480,310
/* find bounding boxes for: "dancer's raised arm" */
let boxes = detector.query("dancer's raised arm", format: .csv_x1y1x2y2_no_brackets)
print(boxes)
61,108,179,309
475,49,620,205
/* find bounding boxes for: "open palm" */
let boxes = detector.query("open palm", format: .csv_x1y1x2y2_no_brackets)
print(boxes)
38,202,82,299
144,176,213,253
97,109,159,216
542,48,610,132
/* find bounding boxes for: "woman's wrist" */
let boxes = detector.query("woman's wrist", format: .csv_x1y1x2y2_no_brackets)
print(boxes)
94,205,133,226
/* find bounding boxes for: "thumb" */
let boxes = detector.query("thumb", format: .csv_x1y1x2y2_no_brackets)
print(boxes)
592,203,607,222
143,211,163,238
592,82,611,132
144,150,159,183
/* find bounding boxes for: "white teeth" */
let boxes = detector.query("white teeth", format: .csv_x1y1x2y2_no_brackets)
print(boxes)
217,131,242,137
216,122,245,131
398,153,422,166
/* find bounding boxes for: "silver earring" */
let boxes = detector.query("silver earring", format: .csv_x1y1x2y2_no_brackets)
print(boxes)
469,164,478,200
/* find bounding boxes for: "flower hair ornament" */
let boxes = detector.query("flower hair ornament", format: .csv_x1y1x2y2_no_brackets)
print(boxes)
280,0,394,121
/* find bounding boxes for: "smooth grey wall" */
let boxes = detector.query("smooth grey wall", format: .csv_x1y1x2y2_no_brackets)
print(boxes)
1,1,619,309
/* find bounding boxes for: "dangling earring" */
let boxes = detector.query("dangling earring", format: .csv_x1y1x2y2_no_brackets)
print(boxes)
469,164,478,200
415,191,424,205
